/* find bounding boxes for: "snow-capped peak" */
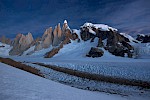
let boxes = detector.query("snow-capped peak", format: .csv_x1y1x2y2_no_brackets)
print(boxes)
81,22,118,31
64,20,68,24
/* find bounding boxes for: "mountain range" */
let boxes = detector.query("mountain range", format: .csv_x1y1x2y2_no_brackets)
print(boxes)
0,20,150,59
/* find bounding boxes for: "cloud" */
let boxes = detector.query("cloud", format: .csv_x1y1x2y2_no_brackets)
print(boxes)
0,0,150,38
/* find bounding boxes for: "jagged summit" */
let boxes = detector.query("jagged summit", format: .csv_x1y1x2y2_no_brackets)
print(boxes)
9,32,34,55
136,33,150,43
1,20,147,58
63,20,70,30
81,22,118,32
64,20,67,24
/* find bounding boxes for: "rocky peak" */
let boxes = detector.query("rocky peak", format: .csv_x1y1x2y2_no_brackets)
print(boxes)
62,20,70,30
14,33,22,41
8,21,136,58
19,32,33,45
57,23,62,38
41,27,53,48
9,32,34,55
63,20,68,27
0,35,11,45
19,34,26,44
80,22,134,58
11,33,22,46
42,27,53,41
81,22,118,32
16,33,22,38
52,25,59,46
45,21,74,58
64,20,67,24
26,32,34,43
42,27,53,40
136,34,150,43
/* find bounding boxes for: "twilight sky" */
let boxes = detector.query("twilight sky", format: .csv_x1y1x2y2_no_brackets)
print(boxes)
0,0,150,38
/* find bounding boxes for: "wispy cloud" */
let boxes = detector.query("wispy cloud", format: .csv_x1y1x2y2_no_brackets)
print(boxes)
0,0,150,38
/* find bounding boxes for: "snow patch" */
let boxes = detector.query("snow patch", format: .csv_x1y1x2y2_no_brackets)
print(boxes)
89,28,96,35
64,20,67,24
0,42,12,56
23,46,35,55
120,33,138,43
72,29,82,41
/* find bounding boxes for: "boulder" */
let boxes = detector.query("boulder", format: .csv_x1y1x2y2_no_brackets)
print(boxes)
71,33,79,40
86,47,104,58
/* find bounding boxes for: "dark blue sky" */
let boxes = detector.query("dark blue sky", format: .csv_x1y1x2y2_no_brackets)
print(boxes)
0,0,150,38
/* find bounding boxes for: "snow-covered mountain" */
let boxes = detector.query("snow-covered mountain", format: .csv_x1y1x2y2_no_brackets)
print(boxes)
0,20,150,59
1,21,150,100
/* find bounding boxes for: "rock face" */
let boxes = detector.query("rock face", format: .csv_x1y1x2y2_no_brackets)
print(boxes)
9,32,34,55
35,20,72,51
9,20,74,56
34,27,53,51
45,48,60,58
7,21,136,58
45,20,73,58
86,47,104,58
136,34,150,43
80,23,134,58
0,35,12,45
34,41,42,51
41,27,53,48
53,24,62,46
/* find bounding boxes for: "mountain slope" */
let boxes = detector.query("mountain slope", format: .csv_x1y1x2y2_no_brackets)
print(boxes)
0,62,130,100
0,42,12,56
1,21,149,59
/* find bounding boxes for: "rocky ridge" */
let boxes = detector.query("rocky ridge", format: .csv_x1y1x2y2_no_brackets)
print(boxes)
0,35,12,45
80,23,135,58
9,32,34,55
136,34,150,43
1,21,140,58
